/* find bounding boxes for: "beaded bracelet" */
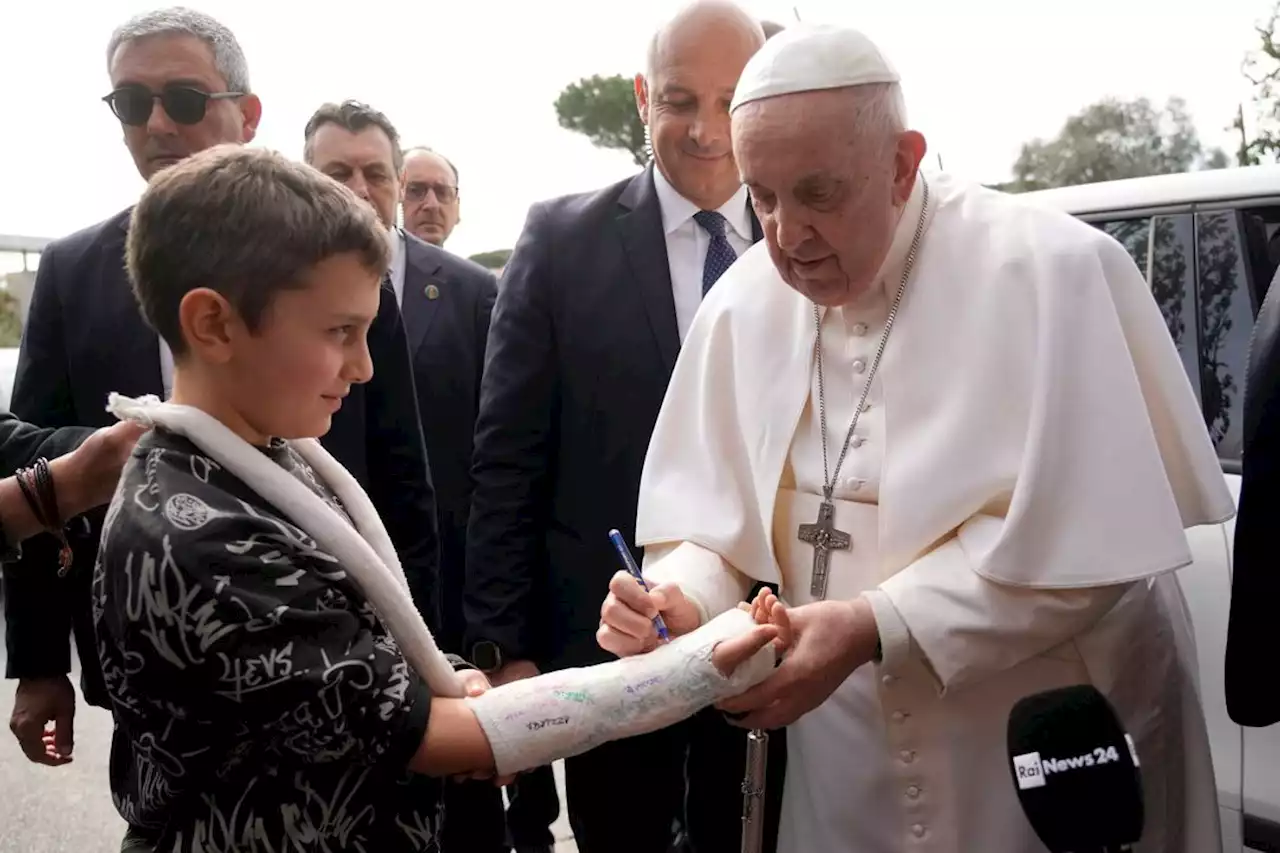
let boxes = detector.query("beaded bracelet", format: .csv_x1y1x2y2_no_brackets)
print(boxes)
15,457,72,576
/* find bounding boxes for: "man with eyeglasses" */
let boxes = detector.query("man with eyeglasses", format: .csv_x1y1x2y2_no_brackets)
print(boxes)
4,13,440,850
402,146,463,247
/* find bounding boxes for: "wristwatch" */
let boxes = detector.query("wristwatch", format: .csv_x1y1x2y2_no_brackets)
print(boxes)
471,640,504,674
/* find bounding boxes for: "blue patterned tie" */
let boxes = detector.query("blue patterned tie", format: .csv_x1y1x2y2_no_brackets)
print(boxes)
693,210,738,295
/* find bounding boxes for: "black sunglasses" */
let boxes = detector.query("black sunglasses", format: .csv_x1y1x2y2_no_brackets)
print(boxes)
102,84,244,127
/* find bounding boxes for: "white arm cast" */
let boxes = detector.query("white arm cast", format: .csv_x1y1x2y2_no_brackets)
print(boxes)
466,608,775,776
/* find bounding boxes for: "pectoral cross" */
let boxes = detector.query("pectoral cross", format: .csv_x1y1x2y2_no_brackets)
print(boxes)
797,499,850,600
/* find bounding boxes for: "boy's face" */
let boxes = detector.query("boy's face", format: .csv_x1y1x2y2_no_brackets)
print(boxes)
220,253,381,443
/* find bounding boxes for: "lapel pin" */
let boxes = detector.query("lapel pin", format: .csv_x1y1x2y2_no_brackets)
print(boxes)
425,283,440,301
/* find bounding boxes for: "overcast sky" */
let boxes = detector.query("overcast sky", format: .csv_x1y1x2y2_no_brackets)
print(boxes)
0,0,1271,261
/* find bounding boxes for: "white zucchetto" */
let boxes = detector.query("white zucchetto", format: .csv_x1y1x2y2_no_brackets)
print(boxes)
731,24,900,113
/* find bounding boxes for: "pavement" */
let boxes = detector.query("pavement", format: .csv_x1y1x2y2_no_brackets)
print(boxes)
0,619,577,852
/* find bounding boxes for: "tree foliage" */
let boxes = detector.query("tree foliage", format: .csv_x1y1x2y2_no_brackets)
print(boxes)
469,249,512,270
1237,1,1280,165
1006,97,1225,192
0,289,23,348
554,74,648,166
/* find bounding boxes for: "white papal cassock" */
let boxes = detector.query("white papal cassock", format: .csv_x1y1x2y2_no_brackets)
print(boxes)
636,173,1234,853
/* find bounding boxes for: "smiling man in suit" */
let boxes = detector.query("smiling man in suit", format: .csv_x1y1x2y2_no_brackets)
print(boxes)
3,11,440,824
464,3,782,851
302,99,510,853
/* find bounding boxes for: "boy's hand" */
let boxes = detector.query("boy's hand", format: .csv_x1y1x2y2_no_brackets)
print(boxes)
741,586,794,654
459,669,491,698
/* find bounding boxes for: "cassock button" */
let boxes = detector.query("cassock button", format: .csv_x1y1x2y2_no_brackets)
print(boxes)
852,322,869,336
852,436,866,448
861,401,873,413
882,674,896,686
907,785,921,800
425,283,440,300
900,749,916,764
911,824,926,838
891,710,908,723
852,358,867,374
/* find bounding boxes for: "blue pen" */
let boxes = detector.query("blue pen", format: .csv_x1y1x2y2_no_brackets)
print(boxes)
608,528,671,643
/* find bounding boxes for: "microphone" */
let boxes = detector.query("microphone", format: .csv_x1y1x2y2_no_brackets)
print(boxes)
1006,684,1143,853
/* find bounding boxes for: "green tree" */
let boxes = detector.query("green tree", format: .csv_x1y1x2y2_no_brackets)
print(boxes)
554,74,648,166
1005,97,1225,192
1238,2,1280,164
0,289,23,347
469,249,512,270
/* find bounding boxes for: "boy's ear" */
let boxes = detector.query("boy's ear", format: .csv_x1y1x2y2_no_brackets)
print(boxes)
177,288,243,364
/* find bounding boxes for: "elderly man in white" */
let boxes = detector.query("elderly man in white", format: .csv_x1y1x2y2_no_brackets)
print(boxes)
597,23,1233,853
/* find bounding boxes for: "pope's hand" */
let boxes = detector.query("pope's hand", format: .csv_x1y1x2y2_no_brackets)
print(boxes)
597,571,701,657
717,597,879,730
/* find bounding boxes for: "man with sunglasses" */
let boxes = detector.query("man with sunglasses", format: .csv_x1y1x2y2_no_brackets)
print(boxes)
402,146,463,248
4,12,441,844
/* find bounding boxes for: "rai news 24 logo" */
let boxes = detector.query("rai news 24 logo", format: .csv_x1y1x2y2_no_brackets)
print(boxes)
1012,735,1140,790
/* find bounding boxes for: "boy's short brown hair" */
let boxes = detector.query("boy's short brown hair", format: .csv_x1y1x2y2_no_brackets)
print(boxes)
126,144,389,356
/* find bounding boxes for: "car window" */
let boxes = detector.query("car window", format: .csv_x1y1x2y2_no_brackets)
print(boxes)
1097,215,1202,405
1196,210,1255,463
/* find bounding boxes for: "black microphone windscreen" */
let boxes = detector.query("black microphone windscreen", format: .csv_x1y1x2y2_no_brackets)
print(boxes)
1006,684,1143,852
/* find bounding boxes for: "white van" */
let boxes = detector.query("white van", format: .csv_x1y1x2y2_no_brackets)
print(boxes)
1023,165,1280,853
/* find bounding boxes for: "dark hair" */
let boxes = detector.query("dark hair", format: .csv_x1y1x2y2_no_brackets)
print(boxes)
126,144,388,356
402,145,460,189
303,100,404,172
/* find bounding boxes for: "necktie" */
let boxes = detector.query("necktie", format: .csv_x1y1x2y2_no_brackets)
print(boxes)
693,210,738,294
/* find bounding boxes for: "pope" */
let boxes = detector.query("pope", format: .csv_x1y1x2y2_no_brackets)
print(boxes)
597,23,1234,853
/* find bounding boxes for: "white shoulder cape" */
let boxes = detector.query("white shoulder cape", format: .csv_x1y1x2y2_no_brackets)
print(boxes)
636,173,1235,590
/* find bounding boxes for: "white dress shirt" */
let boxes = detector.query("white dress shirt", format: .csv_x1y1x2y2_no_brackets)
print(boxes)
651,167,753,342
159,339,175,399
387,226,408,307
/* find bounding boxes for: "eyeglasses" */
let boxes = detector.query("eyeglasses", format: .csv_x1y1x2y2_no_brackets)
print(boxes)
102,84,244,127
405,181,458,204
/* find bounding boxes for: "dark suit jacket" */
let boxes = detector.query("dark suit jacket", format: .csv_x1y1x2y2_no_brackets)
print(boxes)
1227,267,1280,726
0,415,91,476
465,166,762,670
398,232,497,649
2,208,440,706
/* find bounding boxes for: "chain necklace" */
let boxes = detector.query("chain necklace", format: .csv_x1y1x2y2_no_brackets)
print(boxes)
798,177,931,599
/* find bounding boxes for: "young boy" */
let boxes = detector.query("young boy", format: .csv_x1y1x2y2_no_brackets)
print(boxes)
93,145,779,852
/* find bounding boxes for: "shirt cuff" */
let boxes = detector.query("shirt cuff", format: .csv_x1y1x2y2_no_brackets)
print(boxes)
446,653,475,672
862,589,930,681
642,541,750,626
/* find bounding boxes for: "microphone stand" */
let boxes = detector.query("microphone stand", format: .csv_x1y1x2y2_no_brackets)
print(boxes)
740,728,769,853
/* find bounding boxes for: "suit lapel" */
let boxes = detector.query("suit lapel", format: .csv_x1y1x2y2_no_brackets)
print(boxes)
105,214,164,396
749,205,763,243
401,234,445,355
618,166,680,374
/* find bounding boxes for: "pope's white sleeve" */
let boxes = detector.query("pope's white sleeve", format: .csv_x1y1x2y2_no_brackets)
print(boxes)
862,538,1133,693
642,541,753,626
465,608,775,775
